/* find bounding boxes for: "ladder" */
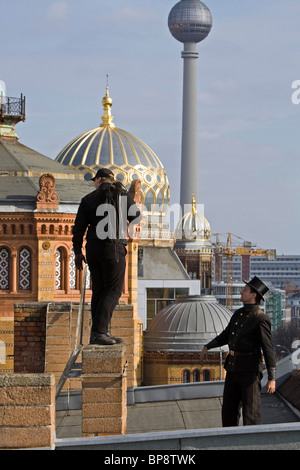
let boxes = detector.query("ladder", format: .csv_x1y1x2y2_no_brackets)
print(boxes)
55,264,87,399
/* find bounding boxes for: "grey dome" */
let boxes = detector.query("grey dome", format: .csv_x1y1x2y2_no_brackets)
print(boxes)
144,295,231,352
168,0,212,43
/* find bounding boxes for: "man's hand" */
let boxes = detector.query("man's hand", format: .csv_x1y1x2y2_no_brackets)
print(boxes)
75,253,86,271
200,346,208,363
266,380,276,394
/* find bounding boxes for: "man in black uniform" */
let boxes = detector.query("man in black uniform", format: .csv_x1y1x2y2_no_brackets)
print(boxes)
200,276,276,426
72,168,141,345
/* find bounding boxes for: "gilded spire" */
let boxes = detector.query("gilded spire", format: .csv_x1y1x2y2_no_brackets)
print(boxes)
191,193,196,214
100,74,115,128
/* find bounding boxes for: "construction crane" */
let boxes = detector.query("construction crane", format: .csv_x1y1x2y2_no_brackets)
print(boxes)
212,233,276,310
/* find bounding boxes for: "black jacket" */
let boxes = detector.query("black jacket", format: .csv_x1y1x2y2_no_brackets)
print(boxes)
206,304,276,380
72,182,141,255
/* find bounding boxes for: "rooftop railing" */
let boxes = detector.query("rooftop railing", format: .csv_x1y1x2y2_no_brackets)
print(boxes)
0,94,26,119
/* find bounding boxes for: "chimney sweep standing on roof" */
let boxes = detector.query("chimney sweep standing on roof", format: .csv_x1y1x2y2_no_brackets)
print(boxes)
200,276,276,426
72,168,141,345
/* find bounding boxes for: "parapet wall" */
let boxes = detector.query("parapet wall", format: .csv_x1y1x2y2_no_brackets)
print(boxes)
13,301,142,390
0,373,55,449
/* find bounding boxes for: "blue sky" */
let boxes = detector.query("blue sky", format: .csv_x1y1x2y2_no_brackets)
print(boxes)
1,0,300,255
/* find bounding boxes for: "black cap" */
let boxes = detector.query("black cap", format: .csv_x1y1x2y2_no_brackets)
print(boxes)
90,168,114,181
243,276,269,301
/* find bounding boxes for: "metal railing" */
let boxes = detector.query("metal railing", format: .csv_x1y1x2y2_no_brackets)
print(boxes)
0,94,26,118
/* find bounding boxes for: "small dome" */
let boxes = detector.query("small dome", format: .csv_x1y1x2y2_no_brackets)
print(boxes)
175,194,211,242
56,86,170,215
168,0,212,44
144,295,232,352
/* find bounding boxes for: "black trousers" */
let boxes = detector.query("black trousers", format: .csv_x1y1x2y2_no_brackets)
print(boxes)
86,240,126,335
222,371,262,426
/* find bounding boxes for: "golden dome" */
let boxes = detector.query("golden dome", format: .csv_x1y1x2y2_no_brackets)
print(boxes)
175,195,211,242
55,86,170,215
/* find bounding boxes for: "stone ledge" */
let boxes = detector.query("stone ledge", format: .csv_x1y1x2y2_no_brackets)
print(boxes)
0,373,55,388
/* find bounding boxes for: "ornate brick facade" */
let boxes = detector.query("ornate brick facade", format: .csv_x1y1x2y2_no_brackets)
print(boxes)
0,172,142,386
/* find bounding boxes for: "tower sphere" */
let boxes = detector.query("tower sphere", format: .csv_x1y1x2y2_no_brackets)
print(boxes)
168,0,212,43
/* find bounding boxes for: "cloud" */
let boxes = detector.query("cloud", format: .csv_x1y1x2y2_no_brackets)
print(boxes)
46,2,68,21
199,131,219,140
114,6,156,23
30,1,69,35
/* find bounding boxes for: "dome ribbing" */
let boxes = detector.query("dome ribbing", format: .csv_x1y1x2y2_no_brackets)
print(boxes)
144,295,232,352
56,87,170,214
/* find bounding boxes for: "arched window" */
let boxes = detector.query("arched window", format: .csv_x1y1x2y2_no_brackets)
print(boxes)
193,369,200,382
69,250,77,290
183,370,190,383
55,249,63,290
19,248,31,290
203,369,211,381
0,247,10,290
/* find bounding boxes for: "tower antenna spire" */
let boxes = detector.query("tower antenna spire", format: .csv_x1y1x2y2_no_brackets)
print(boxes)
168,0,212,210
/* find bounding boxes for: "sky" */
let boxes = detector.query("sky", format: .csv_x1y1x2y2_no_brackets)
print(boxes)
1,0,300,255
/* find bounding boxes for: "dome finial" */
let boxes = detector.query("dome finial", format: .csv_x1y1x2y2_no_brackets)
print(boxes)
100,74,115,128
175,192,211,242
191,194,196,214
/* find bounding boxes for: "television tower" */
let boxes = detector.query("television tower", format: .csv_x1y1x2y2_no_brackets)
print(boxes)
168,0,212,211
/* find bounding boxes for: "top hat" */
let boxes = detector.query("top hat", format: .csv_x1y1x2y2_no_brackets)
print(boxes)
243,276,269,301
90,168,114,181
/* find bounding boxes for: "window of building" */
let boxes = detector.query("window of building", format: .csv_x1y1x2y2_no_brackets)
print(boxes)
202,369,211,381
146,287,189,326
69,250,77,290
0,247,10,290
193,369,200,382
183,370,190,383
55,249,63,290
19,247,31,290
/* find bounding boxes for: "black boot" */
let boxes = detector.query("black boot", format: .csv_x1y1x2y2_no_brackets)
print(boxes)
107,332,123,343
90,331,116,345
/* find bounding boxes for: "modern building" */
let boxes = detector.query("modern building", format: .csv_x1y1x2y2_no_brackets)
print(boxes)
212,281,244,311
137,245,200,328
251,255,300,290
289,292,300,327
212,280,285,331
215,254,300,290
265,288,286,331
